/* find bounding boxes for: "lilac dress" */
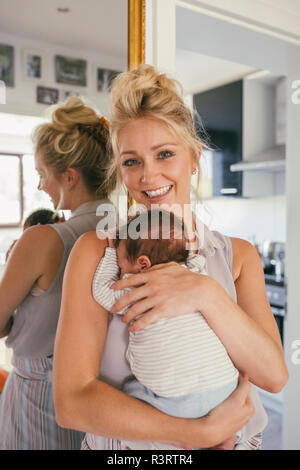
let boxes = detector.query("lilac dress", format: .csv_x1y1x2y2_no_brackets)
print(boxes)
0,200,108,450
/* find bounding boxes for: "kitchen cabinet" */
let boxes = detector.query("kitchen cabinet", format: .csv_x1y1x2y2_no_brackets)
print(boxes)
237,73,286,198
193,73,286,198
193,80,243,197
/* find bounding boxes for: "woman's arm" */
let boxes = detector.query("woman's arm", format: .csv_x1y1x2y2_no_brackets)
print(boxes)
53,232,254,448
0,225,63,337
196,238,288,392
109,240,288,393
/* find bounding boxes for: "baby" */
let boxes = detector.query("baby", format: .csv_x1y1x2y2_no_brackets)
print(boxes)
6,208,60,296
23,208,60,230
93,209,240,448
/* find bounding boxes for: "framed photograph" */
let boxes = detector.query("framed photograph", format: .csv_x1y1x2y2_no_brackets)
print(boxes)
37,86,59,105
23,49,44,81
63,89,81,100
0,44,14,87
55,55,87,86
97,68,121,92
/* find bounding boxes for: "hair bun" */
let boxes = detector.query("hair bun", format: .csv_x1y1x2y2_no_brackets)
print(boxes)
77,119,109,146
33,97,116,199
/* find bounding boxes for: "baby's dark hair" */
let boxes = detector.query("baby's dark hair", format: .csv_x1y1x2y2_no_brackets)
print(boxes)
115,210,189,266
23,209,60,230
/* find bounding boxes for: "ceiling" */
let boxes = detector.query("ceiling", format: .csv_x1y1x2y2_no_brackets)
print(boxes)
183,0,300,39
0,0,127,58
0,0,279,94
176,49,256,94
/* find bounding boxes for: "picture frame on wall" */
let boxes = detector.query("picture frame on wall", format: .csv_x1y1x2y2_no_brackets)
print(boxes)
63,89,82,100
97,68,121,92
37,86,59,105
0,44,14,87
23,49,44,81
55,55,87,87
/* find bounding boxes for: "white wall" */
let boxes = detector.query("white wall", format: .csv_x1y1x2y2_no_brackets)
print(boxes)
0,30,126,118
203,195,286,244
282,72,300,450
183,0,300,40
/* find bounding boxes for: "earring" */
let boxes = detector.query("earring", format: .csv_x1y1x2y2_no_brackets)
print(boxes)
192,168,197,175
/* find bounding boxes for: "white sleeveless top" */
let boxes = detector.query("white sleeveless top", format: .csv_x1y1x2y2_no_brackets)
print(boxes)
87,217,268,447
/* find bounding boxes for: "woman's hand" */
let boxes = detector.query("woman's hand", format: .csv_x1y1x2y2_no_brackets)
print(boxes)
194,373,254,449
110,261,215,331
207,435,237,451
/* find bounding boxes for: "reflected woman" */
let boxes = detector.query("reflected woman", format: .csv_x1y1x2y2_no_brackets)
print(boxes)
0,97,115,449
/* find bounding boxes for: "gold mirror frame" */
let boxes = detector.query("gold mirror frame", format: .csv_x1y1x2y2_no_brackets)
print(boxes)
126,0,146,208
128,0,146,70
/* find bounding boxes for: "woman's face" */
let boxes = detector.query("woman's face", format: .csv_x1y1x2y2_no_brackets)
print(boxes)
34,152,65,210
118,118,197,211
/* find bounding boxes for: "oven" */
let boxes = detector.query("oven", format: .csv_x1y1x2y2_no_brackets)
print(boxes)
264,274,286,346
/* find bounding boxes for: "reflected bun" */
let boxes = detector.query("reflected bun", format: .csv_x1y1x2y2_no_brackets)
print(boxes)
33,97,116,198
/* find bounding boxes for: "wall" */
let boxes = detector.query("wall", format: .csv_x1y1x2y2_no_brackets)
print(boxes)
181,0,300,39
0,30,126,118
282,71,300,450
203,195,286,244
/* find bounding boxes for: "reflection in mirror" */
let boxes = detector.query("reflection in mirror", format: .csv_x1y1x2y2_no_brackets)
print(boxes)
0,0,128,116
0,0,128,274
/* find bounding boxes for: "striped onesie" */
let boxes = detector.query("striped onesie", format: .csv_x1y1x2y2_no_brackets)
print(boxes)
93,247,239,420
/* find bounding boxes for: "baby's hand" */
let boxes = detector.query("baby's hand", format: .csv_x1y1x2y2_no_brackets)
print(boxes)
97,230,115,247
57,212,66,223
107,237,115,248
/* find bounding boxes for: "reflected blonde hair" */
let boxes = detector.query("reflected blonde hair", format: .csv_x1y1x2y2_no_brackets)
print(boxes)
33,97,116,198
108,64,208,193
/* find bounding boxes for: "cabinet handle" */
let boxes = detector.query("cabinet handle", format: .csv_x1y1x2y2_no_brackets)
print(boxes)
220,188,238,194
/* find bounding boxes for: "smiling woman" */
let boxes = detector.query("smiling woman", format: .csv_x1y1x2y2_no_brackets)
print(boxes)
118,118,198,208
53,64,288,451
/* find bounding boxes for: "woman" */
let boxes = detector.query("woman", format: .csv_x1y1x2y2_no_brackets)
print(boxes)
53,66,288,450
0,97,115,449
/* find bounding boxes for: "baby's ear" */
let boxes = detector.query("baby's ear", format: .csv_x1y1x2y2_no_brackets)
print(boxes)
137,255,151,270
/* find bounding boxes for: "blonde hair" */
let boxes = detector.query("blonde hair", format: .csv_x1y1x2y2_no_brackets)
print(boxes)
33,97,116,198
108,64,208,193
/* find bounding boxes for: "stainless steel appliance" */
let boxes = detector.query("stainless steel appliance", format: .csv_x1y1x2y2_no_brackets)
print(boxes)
264,274,286,346
257,241,286,345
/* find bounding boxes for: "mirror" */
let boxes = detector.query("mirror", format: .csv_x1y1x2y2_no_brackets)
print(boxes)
0,0,128,117
0,0,128,267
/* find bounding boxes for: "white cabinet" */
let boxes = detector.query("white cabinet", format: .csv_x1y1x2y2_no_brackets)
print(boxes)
230,72,286,198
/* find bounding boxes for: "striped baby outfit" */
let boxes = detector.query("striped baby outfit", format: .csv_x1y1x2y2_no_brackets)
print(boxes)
92,247,239,398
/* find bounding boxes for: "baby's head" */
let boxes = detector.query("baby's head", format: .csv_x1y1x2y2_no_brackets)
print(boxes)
23,208,60,231
115,210,189,277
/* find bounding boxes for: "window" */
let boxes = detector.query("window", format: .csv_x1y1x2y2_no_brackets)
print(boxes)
0,154,22,226
0,153,52,262
0,113,51,370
